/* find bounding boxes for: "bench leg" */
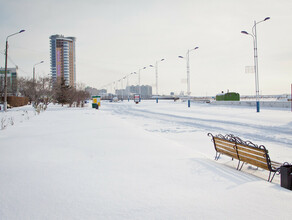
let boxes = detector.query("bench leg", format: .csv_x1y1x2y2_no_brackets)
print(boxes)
268,172,272,182
240,162,245,171
268,172,277,182
236,161,241,170
215,152,221,160
237,161,244,171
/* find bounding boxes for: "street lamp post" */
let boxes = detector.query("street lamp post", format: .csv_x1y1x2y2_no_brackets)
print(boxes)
33,61,44,83
150,58,165,96
3,30,25,111
127,73,133,101
241,17,270,113
138,67,146,101
32,61,44,105
118,78,123,101
121,76,126,101
132,72,138,100
179,46,199,107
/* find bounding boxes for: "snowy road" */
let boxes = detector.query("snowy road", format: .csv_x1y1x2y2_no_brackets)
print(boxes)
104,100,292,148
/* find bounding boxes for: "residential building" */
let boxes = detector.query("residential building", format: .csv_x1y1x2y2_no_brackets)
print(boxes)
126,85,152,99
140,85,152,98
115,89,126,99
0,67,18,97
50,34,76,87
99,89,107,94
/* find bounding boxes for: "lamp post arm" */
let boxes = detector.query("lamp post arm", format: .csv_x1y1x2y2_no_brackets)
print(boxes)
252,17,270,35
6,32,19,41
252,20,258,37
6,30,25,41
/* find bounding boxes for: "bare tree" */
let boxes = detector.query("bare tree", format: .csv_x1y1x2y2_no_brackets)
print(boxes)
18,77,34,102
17,76,90,108
18,76,53,109
75,83,90,107
36,77,53,109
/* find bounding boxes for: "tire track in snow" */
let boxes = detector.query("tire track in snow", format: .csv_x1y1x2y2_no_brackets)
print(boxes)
104,104,292,147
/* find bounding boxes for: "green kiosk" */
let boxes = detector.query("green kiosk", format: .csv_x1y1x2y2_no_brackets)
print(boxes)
92,96,101,108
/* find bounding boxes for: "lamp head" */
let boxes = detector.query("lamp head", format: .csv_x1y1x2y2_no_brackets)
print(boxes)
19,30,25,33
194,47,199,50
161,59,165,61
149,65,154,67
178,56,184,58
241,31,249,35
264,17,270,21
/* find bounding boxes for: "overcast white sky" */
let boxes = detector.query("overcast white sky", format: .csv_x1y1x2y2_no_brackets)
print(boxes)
1,0,291,96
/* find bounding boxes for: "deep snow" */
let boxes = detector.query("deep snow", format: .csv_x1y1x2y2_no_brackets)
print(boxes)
0,100,291,219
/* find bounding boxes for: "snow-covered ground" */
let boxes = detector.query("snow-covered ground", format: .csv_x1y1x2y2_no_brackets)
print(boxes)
0,100,291,219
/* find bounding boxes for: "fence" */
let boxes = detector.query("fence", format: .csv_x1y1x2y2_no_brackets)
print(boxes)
7,96,29,107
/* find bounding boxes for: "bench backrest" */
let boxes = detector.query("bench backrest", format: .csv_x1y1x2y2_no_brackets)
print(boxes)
213,137,238,159
211,134,271,171
236,143,269,170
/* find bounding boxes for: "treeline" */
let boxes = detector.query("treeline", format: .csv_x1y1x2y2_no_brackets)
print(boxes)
18,77,90,108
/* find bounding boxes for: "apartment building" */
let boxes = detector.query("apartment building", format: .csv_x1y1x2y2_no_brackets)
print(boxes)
50,34,76,87
0,67,18,96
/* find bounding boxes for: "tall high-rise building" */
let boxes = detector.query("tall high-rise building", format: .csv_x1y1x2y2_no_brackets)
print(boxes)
50,34,76,87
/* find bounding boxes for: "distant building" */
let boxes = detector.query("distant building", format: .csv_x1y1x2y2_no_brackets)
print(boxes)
0,67,18,96
126,85,152,99
141,85,152,98
99,89,107,94
85,87,108,96
85,87,99,96
127,85,139,94
115,89,127,99
50,34,76,87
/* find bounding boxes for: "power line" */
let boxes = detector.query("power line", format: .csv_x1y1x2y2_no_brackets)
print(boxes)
0,51,30,75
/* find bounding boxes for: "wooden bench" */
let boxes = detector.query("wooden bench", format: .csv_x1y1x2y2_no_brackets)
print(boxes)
207,133,282,182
